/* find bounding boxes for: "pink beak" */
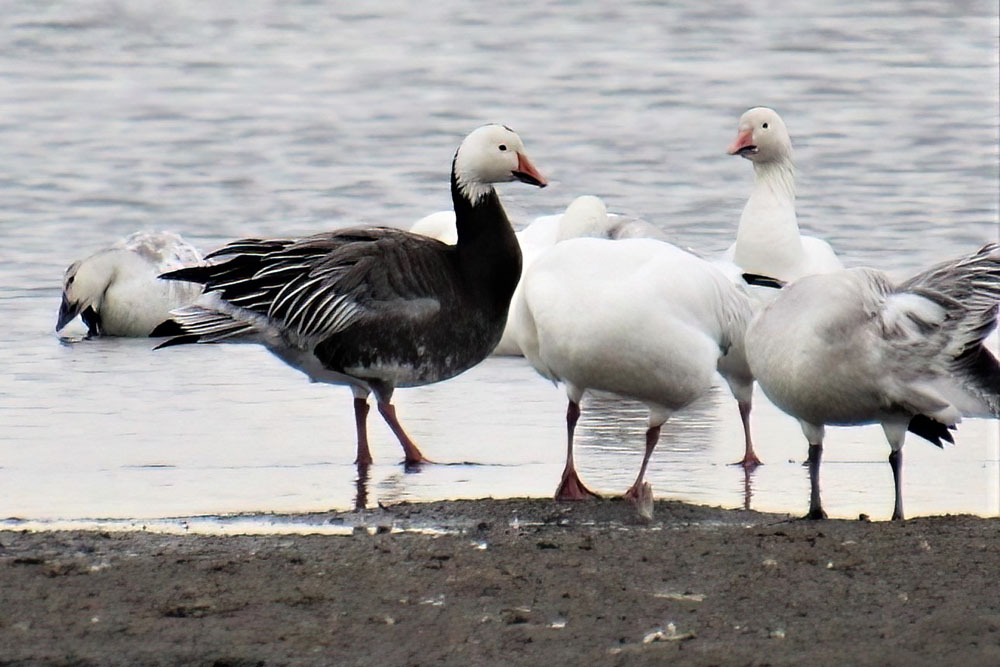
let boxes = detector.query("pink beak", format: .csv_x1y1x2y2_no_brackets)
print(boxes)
727,128,755,155
513,152,548,188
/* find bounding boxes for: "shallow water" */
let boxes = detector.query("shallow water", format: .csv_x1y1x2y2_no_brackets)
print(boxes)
1,0,997,524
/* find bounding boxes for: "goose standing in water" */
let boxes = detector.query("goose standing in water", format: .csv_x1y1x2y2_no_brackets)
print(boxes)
410,194,669,356
56,231,202,337
726,107,842,283
745,244,1000,520
515,237,757,500
154,124,547,467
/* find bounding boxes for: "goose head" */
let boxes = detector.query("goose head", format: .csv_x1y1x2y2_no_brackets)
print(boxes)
56,252,114,332
453,124,547,204
556,195,609,241
727,107,792,164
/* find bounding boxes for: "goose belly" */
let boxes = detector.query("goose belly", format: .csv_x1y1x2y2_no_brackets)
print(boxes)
752,355,888,427
535,305,720,410
747,320,890,426
309,311,501,388
101,276,200,336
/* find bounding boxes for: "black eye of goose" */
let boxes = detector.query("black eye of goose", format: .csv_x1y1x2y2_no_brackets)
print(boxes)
67,276,75,286
498,144,507,151
762,122,769,129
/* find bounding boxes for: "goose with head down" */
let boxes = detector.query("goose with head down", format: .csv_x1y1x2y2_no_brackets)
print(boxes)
56,231,202,337
154,124,547,467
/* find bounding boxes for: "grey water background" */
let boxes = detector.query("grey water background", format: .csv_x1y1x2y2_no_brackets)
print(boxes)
1,0,997,526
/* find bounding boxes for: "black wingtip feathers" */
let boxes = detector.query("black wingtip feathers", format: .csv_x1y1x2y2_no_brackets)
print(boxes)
907,414,957,449
153,333,203,350
149,319,186,338
742,272,786,289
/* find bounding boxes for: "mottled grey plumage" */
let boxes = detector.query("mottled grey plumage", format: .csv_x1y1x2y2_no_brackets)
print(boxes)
746,243,1000,520
159,227,508,387
154,124,546,467
896,244,1000,414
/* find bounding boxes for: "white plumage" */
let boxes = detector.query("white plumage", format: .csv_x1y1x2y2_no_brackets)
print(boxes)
56,231,202,337
410,195,670,356
409,211,459,245
725,107,842,283
516,237,758,500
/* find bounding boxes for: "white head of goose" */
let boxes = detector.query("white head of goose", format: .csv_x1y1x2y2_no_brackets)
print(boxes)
725,107,842,282
727,106,793,165
154,124,547,467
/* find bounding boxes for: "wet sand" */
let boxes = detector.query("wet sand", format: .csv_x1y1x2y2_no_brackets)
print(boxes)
0,498,997,666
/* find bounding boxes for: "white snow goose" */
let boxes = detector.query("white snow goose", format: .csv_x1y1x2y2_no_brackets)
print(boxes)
726,107,842,283
411,194,668,247
745,243,1000,520
409,210,459,245
411,194,670,356
56,231,203,337
497,196,672,356
153,124,547,467
515,237,758,500
553,195,670,243
497,196,628,356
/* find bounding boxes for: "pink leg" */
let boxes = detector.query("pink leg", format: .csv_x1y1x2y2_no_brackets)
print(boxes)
625,424,661,500
377,401,429,465
354,398,373,467
555,400,600,500
732,399,762,468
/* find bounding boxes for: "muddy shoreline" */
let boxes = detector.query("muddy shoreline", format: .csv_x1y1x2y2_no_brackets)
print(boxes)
1,498,996,666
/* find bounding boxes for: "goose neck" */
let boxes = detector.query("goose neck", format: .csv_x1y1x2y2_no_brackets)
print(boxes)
751,157,796,202
449,167,522,309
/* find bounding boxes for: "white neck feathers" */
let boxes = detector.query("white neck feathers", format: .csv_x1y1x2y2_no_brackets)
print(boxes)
733,156,804,275
455,172,494,205
752,157,796,203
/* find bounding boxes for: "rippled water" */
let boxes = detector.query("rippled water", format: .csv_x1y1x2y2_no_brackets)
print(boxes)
1,0,997,523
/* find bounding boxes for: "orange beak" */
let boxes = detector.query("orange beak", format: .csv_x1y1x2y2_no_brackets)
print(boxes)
513,152,548,187
727,128,755,156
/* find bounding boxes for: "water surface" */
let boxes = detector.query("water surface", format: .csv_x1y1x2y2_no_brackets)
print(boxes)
1,0,997,523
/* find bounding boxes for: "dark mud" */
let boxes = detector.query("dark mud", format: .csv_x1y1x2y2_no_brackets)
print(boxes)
0,498,996,666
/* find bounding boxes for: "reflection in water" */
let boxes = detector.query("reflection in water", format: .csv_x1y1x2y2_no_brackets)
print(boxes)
574,394,651,449
570,391,724,499
362,460,431,508
354,465,370,511
742,466,753,511
374,468,413,507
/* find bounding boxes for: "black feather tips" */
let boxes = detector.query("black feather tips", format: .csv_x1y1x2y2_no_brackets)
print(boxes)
742,272,785,289
907,414,956,449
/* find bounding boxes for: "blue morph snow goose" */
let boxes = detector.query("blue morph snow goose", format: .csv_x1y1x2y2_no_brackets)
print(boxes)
154,124,547,466
746,244,1000,520
57,231,203,337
